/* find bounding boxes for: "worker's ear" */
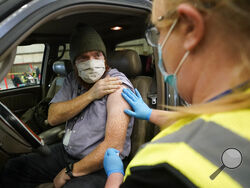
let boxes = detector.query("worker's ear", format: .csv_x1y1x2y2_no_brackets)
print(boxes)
177,4,205,51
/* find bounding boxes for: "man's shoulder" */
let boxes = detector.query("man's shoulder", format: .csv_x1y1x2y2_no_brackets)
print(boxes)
108,68,133,89
108,68,126,77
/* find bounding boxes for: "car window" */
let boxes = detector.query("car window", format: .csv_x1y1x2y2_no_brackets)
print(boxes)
58,44,70,60
116,38,154,76
116,38,153,55
0,44,45,90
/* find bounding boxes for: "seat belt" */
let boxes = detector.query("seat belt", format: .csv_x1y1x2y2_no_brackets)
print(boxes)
147,74,157,108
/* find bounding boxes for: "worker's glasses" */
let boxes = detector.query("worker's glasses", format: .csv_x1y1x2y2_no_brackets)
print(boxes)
145,27,159,48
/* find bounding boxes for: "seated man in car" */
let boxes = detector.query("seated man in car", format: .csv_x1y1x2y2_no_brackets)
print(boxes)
0,24,134,188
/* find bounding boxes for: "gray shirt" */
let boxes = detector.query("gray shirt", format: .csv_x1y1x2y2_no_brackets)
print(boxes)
50,68,134,159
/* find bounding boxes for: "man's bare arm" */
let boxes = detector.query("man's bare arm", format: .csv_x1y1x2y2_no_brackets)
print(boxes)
71,86,131,176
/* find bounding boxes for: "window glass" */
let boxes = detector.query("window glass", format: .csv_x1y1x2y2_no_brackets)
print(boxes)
116,38,153,55
0,44,45,90
116,39,154,76
58,44,70,60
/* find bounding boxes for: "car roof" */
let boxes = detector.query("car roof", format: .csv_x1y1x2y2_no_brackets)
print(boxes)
0,0,151,22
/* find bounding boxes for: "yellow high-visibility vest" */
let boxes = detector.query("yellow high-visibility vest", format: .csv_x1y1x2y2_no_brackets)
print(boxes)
125,108,250,188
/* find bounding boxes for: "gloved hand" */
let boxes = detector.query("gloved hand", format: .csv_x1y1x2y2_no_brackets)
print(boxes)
122,88,152,120
103,148,124,177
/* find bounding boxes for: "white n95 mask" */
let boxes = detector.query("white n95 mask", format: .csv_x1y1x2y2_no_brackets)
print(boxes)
76,59,105,83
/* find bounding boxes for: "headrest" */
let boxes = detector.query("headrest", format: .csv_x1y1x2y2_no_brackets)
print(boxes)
109,50,142,78
52,60,72,76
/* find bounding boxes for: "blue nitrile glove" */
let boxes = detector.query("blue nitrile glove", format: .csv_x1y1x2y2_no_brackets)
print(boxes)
121,88,152,120
103,148,124,177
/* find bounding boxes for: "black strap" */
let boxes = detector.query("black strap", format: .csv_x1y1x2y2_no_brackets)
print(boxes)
65,163,75,179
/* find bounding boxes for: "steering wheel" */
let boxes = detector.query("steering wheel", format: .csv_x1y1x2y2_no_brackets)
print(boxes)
0,101,50,155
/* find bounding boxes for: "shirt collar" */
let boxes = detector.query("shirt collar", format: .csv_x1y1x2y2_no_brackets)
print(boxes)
207,80,250,102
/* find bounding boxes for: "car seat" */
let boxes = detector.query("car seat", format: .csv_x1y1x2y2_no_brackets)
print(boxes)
46,59,72,99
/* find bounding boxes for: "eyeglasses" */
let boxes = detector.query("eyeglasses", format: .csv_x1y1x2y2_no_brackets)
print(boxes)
145,27,159,47
145,18,178,48
145,11,178,48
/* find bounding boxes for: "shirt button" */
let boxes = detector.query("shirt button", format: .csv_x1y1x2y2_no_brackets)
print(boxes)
69,146,72,149
81,117,83,120
73,130,76,133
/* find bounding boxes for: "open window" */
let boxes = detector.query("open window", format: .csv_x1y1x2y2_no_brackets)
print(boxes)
0,44,44,90
116,38,154,77
0,48,17,88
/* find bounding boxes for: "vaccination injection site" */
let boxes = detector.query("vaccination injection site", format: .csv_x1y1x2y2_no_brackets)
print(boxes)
0,0,249,188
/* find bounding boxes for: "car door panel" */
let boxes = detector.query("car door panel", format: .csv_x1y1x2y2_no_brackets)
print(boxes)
0,86,41,116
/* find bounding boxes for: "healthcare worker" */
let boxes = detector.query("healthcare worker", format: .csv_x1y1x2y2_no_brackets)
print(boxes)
103,0,250,187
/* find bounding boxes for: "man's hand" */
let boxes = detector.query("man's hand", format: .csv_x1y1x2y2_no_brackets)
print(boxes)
88,76,122,100
53,168,70,188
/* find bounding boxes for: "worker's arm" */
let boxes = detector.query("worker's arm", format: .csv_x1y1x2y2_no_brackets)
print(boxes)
48,76,122,126
103,148,125,188
105,173,124,188
149,109,176,127
122,88,175,127
53,86,131,188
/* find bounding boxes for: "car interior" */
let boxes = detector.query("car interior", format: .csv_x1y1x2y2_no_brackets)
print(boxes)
0,2,178,187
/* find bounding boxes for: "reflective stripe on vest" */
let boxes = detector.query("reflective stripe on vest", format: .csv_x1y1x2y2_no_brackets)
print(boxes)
125,117,250,188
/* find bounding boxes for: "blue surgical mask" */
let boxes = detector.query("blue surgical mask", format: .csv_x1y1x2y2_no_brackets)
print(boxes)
157,19,190,92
